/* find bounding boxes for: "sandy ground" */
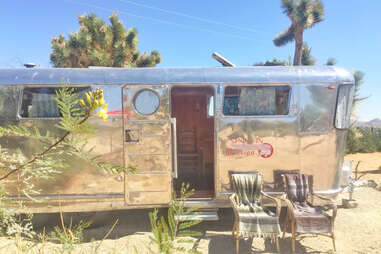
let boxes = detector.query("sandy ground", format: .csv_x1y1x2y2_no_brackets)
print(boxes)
1,153,381,253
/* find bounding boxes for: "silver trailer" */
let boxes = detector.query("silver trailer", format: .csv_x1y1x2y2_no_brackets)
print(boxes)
0,66,354,213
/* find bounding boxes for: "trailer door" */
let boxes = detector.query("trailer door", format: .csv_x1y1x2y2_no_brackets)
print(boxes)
123,85,173,205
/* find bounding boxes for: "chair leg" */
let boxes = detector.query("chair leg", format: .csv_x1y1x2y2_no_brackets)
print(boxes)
282,217,288,239
235,237,240,254
331,233,336,252
276,237,280,252
291,222,296,253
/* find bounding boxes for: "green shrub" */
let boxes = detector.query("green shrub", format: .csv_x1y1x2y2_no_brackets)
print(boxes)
149,183,202,254
346,127,381,154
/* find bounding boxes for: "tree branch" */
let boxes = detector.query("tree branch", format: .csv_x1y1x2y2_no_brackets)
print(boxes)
0,113,90,181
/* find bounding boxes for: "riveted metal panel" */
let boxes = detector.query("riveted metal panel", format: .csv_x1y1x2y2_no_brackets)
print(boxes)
123,85,172,205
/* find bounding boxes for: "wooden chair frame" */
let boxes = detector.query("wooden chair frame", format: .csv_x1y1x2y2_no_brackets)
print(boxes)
281,174,337,253
230,190,281,253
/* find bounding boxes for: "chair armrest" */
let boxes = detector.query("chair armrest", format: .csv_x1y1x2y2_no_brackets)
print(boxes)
312,193,334,202
312,193,337,220
277,194,296,223
261,191,281,217
229,194,240,217
229,193,238,208
229,193,238,206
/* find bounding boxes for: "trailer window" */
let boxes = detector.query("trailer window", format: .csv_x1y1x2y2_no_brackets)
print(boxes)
207,95,214,117
20,87,90,118
223,86,290,116
335,84,354,129
133,89,160,115
0,86,20,119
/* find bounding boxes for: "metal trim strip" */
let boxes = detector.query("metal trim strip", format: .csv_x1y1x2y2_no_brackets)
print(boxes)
8,193,124,199
133,172,168,175
220,188,342,196
129,190,168,193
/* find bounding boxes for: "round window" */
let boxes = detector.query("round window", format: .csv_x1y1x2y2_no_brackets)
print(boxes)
133,89,160,115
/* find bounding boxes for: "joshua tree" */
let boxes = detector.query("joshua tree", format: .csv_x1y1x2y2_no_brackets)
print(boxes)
50,12,161,68
326,57,337,66
273,0,324,65
301,43,316,65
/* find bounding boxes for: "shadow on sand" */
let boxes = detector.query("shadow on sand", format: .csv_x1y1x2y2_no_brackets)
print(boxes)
32,208,327,253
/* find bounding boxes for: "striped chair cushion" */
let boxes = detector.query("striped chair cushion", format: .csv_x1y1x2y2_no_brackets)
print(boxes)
284,173,332,233
231,172,280,238
284,173,312,203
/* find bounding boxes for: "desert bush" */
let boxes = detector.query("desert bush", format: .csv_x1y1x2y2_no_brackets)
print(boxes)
47,216,92,253
346,126,381,154
149,183,202,254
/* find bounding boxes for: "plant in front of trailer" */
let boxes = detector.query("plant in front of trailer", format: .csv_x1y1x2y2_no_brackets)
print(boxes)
149,183,203,254
0,84,134,191
0,83,135,246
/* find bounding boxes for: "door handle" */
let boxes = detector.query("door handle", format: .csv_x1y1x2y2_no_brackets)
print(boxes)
125,128,139,142
171,118,178,179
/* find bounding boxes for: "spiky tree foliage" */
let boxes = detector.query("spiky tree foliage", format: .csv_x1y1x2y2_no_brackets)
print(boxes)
326,57,337,66
273,0,324,65
301,43,316,65
50,12,161,68
352,71,369,114
254,58,289,66
255,43,314,66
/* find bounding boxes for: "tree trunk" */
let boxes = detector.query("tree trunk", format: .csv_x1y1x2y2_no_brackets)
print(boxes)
293,28,304,66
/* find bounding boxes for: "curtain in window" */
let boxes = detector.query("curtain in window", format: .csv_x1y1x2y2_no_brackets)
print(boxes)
238,87,276,115
0,87,19,118
30,89,60,117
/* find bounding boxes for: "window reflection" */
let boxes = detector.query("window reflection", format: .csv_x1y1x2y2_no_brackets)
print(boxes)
223,86,290,116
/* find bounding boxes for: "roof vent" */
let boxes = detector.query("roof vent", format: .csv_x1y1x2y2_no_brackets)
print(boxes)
212,52,235,67
24,63,36,68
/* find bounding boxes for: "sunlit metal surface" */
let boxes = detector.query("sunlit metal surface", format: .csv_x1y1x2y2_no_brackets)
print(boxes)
0,66,353,85
0,85,125,199
0,66,354,212
123,85,172,205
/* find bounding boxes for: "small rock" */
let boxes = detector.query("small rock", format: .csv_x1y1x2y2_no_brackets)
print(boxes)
367,180,378,188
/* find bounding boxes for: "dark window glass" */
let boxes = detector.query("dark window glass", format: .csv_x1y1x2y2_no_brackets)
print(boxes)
223,86,290,116
20,87,90,118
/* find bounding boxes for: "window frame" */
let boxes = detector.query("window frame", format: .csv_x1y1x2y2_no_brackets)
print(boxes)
18,85,92,119
334,83,354,130
132,88,161,116
206,94,215,118
221,84,292,118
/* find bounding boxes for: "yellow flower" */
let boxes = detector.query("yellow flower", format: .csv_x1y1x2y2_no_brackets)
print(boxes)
99,96,105,106
79,99,86,107
85,92,91,104
96,104,109,121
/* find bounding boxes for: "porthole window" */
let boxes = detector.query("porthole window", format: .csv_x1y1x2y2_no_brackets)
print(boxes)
133,89,160,115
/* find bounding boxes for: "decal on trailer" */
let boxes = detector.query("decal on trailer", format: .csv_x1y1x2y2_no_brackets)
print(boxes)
225,137,274,158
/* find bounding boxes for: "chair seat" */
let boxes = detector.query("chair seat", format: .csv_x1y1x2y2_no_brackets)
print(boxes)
230,172,281,253
237,204,281,238
293,203,332,234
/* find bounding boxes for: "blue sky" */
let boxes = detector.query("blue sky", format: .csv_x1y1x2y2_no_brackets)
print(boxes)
1,0,380,121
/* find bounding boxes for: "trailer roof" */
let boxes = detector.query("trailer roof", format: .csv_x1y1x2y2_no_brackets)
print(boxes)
0,66,354,85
